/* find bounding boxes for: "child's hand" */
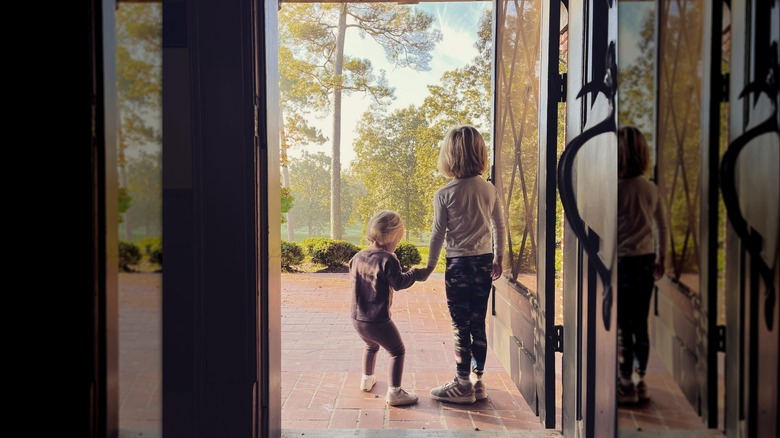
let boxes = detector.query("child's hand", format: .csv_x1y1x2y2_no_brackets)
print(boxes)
413,266,435,282
491,256,503,280
653,261,665,280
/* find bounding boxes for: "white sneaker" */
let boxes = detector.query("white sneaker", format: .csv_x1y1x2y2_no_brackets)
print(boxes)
360,375,376,392
386,388,418,406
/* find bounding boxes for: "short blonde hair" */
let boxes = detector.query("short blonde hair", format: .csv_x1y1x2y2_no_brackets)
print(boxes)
365,210,405,248
618,125,650,178
438,125,489,178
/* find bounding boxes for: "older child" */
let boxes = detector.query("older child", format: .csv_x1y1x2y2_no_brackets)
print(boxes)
617,125,667,404
350,210,428,406
422,125,506,404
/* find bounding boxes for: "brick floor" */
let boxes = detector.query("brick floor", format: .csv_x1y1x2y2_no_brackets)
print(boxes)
118,272,719,436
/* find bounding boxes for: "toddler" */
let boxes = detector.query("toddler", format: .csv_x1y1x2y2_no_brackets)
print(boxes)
350,210,429,406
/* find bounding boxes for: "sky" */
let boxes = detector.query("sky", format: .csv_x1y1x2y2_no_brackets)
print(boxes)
293,1,492,169
292,1,653,169
618,1,653,66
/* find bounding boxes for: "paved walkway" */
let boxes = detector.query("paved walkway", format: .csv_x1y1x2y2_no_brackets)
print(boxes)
280,273,555,432
118,272,716,436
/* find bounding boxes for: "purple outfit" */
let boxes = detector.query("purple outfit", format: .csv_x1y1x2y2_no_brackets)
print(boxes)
349,247,417,387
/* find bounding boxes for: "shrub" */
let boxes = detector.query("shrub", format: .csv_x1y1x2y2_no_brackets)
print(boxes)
281,240,305,270
138,237,162,256
310,239,360,267
300,237,329,255
119,241,142,272
417,247,445,273
395,241,421,271
149,247,163,266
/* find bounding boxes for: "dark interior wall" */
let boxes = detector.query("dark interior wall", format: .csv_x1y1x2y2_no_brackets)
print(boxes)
42,0,120,436
163,0,261,436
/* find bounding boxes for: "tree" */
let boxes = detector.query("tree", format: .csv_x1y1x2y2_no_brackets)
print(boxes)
417,9,493,229
278,2,442,239
422,10,492,135
353,105,442,239
281,186,294,225
126,151,162,238
279,108,326,239
289,152,332,237
340,168,366,237
116,3,162,240
278,43,329,240
617,8,655,141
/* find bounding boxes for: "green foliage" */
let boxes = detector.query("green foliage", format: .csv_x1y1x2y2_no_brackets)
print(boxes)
118,187,132,224
149,247,163,266
138,236,162,255
281,240,305,270
119,241,142,272
125,151,162,237
416,247,446,273
353,106,440,235
281,186,294,224
289,152,331,236
310,239,360,267
278,2,442,238
394,241,421,271
116,2,162,145
617,8,656,141
300,237,330,255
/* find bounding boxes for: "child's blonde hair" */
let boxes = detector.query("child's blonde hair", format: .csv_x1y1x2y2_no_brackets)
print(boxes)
618,125,650,178
365,210,405,249
438,125,489,178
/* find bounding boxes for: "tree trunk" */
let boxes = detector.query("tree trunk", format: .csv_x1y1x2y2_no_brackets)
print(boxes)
280,106,295,241
118,124,132,241
330,3,347,239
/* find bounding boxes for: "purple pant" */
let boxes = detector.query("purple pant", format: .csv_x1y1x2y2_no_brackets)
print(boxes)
353,319,406,387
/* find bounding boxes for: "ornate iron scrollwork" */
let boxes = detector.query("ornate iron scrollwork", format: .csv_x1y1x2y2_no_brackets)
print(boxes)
557,41,617,331
719,43,779,330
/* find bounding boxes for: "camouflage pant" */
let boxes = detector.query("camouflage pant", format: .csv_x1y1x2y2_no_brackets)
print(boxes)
617,254,655,378
444,253,494,377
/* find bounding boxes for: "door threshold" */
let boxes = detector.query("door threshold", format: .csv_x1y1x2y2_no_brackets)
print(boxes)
282,430,562,438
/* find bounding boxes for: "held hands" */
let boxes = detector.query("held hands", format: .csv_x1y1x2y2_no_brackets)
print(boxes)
413,266,435,282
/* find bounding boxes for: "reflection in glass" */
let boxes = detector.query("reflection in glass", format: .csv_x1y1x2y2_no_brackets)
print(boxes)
495,0,542,291
658,0,703,291
717,2,730,326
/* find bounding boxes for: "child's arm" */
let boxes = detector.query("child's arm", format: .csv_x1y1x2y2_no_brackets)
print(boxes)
386,257,418,291
412,266,434,281
491,186,507,280
427,193,447,268
653,191,668,280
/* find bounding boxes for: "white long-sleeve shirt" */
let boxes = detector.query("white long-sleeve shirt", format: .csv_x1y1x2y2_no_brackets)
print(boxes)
427,175,506,267
618,176,668,259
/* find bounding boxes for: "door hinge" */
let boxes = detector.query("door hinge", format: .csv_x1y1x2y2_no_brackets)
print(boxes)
721,73,729,103
717,325,726,352
552,325,564,353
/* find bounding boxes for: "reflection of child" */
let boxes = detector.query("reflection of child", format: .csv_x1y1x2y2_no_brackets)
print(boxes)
617,126,668,404
424,125,506,404
349,210,428,406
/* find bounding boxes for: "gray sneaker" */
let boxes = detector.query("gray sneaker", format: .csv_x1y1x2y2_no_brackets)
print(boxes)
386,388,418,406
430,377,476,404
